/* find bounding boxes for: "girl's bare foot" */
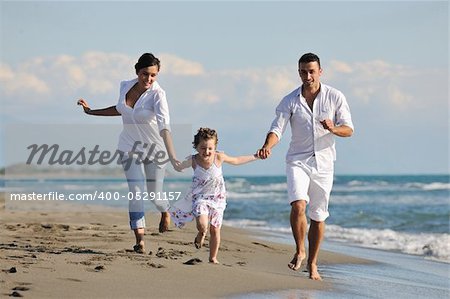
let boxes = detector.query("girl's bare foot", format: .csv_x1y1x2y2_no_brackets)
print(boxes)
209,258,220,264
194,232,206,249
288,253,305,271
159,212,171,233
307,263,322,281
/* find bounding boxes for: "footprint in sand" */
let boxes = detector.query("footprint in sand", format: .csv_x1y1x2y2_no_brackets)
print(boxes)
8,286,30,298
9,291,23,297
3,267,17,273
155,247,187,260
12,286,30,291
146,262,166,269
166,241,192,246
183,258,202,265
94,265,105,272
251,242,275,250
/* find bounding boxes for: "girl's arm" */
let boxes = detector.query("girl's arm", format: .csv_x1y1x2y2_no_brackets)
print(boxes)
77,99,121,116
218,152,259,166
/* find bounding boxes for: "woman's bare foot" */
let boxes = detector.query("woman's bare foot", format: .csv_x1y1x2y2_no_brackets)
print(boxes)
288,253,306,271
194,232,206,249
133,241,145,254
209,258,220,264
307,263,322,281
159,212,171,233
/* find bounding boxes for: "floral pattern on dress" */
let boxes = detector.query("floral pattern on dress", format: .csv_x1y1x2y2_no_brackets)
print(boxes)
169,155,226,228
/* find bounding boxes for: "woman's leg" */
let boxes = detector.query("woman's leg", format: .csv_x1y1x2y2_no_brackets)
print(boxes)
122,154,146,252
143,162,170,233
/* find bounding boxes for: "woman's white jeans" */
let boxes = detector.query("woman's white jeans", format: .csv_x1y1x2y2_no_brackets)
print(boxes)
121,153,169,230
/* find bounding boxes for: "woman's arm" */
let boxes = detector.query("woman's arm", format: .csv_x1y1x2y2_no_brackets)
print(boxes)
218,152,259,166
77,99,121,116
160,129,181,171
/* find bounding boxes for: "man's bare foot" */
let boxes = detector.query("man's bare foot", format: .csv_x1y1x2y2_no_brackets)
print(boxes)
159,212,170,233
209,258,220,264
288,253,305,271
194,232,206,249
307,264,322,281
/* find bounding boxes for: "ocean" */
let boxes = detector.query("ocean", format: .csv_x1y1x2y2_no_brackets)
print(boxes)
2,174,449,263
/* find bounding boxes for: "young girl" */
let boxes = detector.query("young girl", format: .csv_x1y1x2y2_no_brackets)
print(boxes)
170,128,258,264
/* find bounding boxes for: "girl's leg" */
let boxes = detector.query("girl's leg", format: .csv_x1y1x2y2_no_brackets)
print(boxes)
208,207,224,263
122,154,146,252
144,162,170,233
209,225,221,264
194,215,208,249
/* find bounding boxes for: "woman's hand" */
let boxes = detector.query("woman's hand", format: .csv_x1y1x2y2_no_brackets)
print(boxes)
77,99,91,114
171,158,182,172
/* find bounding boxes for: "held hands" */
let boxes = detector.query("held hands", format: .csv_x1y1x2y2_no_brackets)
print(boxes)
256,147,271,160
170,158,183,172
77,99,91,114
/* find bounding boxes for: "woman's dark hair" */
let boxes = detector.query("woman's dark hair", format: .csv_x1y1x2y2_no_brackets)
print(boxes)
192,127,218,149
298,53,321,68
135,53,161,73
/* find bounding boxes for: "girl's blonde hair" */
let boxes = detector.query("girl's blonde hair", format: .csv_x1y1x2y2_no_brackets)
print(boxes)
192,127,218,149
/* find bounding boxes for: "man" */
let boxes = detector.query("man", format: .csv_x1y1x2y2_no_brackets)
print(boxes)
257,53,354,280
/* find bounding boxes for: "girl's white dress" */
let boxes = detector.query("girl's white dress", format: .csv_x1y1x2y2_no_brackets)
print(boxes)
170,155,227,228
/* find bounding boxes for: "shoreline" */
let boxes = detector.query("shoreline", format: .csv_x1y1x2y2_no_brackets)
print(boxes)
0,196,371,298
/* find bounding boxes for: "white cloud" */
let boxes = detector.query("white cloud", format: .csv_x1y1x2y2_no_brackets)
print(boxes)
158,53,205,76
324,59,444,110
193,90,220,104
0,68,50,96
1,54,446,129
0,64,14,81
329,60,353,74
388,85,413,106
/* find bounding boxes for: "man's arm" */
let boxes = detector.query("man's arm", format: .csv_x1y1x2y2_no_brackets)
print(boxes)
257,132,280,159
320,120,353,137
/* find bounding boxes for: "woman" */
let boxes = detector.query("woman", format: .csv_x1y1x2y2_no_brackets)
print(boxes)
77,53,181,253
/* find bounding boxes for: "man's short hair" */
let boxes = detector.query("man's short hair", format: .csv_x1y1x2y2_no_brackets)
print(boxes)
298,53,321,68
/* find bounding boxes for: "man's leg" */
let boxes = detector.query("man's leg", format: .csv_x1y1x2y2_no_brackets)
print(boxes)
307,219,325,280
306,157,333,280
289,200,307,270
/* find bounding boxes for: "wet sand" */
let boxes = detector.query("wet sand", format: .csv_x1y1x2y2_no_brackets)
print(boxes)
0,195,370,298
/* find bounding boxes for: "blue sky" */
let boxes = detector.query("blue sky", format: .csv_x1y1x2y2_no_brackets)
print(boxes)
1,0,448,175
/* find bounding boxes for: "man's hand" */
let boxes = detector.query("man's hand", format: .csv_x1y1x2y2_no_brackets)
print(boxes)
320,120,353,137
256,147,271,160
320,119,335,132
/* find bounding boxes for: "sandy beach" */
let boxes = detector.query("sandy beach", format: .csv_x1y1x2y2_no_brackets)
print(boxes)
0,194,371,298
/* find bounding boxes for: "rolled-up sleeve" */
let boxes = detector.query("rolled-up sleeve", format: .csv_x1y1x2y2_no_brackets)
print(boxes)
335,93,354,131
154,90,171,133
269,97,291,140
